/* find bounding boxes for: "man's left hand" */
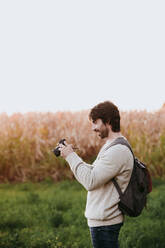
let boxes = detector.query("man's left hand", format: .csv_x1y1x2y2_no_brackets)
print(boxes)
59,142,74,159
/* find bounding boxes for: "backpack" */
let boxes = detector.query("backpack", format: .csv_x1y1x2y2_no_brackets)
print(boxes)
107,137,152,217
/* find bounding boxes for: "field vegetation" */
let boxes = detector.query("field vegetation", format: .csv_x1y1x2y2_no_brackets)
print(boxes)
0,106,165,182
0,179,164,248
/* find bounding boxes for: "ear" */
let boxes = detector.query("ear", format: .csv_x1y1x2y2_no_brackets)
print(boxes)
105,122,112,130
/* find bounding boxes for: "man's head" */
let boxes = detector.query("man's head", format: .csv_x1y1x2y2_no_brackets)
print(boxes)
89,101,120,138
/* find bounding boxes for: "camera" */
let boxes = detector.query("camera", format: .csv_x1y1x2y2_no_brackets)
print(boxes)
53,139,66,157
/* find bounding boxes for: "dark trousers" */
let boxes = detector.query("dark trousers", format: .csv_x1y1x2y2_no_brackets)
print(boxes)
89,223,123,248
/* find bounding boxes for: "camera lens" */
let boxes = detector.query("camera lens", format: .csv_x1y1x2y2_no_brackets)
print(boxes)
53,139,66,157
53,147,61,157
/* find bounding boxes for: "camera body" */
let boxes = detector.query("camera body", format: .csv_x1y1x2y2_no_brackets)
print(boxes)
53,139,66,157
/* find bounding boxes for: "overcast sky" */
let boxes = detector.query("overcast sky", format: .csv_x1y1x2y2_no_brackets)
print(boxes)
0,0,165,115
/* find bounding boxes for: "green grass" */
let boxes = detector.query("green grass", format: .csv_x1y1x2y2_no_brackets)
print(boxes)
0,179,164,248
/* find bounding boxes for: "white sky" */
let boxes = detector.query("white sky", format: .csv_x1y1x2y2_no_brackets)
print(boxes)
0,0,165,115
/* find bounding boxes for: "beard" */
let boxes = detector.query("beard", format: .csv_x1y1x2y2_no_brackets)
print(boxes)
98,126,109,139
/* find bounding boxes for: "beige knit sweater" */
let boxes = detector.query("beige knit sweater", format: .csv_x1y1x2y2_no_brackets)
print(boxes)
66,137,133,227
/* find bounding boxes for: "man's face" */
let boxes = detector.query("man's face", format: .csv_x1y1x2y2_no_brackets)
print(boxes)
91,118,109,139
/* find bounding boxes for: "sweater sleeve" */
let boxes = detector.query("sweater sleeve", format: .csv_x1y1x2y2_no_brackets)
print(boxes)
66,145,128,191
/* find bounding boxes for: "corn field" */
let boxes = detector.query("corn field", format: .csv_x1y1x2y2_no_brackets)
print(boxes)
0,106,165,182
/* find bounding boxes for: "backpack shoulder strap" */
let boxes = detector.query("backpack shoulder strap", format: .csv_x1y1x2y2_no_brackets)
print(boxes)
106,137,134,196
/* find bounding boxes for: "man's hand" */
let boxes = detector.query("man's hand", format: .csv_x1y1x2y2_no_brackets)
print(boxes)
59,142,74,159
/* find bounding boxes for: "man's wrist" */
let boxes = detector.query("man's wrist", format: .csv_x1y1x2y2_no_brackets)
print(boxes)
65,151,75,161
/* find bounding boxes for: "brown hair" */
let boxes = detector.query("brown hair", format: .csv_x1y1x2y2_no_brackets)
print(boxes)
89,101,120,132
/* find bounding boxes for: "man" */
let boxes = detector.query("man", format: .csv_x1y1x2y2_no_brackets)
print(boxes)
59,101,133,248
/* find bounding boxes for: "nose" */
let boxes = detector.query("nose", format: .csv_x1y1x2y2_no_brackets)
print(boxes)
92,123,97,132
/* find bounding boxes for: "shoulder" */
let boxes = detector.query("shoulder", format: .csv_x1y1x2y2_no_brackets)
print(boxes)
105,143,132,155
100,144,133,164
